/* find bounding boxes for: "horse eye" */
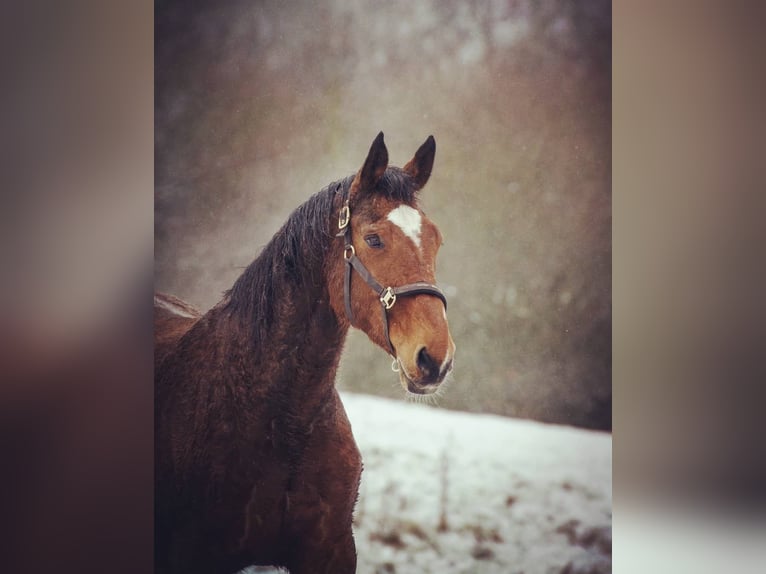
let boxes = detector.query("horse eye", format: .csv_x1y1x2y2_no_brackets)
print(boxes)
364,234,384,249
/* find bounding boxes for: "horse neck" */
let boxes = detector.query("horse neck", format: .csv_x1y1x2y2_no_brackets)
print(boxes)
215,191,348,403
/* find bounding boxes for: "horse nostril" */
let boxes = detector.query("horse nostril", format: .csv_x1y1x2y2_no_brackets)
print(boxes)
416,347,439,380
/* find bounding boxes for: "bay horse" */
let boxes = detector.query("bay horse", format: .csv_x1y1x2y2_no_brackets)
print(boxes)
155,132,456,574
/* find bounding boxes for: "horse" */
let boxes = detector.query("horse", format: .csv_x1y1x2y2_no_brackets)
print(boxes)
154,132,456,574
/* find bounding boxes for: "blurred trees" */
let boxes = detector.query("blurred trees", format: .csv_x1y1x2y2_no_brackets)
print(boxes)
155,0,611,429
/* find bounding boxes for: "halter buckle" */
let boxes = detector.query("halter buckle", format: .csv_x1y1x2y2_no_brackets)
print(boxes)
338,205,350,230
343,244,355,261
380,287,397,310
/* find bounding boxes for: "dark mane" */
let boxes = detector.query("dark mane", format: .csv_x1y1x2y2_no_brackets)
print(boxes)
223,168,418,345
223,175,353,343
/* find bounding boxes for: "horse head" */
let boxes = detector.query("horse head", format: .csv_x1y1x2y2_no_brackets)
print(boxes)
329,132,456,395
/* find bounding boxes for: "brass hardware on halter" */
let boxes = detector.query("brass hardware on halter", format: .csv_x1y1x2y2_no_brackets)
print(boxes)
344,244,355,260
391,357,400,372
380,287,397,310
338,204,350,230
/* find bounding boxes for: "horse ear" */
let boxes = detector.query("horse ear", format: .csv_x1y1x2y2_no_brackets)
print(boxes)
352,132,388,199
403,135,436,191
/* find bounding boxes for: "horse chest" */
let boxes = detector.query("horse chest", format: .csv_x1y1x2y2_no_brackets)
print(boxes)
249,395,362,544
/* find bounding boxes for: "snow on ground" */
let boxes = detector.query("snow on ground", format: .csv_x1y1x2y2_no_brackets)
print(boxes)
244,393,611,574
344,393,611,574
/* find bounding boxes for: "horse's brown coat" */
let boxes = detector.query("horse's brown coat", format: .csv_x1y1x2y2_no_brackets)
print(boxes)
155,134,453,573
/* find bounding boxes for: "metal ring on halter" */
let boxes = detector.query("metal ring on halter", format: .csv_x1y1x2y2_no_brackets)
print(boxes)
391,357,400,372
343,244,355,260
380,286,396,310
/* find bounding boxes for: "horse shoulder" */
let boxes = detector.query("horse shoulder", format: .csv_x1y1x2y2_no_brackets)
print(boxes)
263,390,360,573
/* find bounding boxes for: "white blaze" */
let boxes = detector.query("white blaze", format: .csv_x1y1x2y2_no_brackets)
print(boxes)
387,205,422,248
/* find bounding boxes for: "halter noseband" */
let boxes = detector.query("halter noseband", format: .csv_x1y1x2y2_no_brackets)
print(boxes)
334,183,447,366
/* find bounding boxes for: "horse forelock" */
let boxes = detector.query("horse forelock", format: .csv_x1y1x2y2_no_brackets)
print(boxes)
363,167,420,206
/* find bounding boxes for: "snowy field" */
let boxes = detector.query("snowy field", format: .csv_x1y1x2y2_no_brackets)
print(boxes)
345,393,611,574
246,392,611,574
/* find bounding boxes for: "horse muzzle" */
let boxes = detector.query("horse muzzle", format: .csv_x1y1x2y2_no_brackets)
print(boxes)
397,345,455,394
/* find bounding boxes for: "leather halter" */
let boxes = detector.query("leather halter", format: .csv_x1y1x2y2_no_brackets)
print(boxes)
334,183,447,362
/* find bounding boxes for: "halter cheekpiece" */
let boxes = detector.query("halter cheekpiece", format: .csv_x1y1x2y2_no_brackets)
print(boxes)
334,182,447,367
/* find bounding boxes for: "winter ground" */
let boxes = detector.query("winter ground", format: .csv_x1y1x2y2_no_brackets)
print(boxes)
246,392,611,573
245,393,610,574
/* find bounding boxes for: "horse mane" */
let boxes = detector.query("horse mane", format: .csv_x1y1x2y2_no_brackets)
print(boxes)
223,167,418,346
